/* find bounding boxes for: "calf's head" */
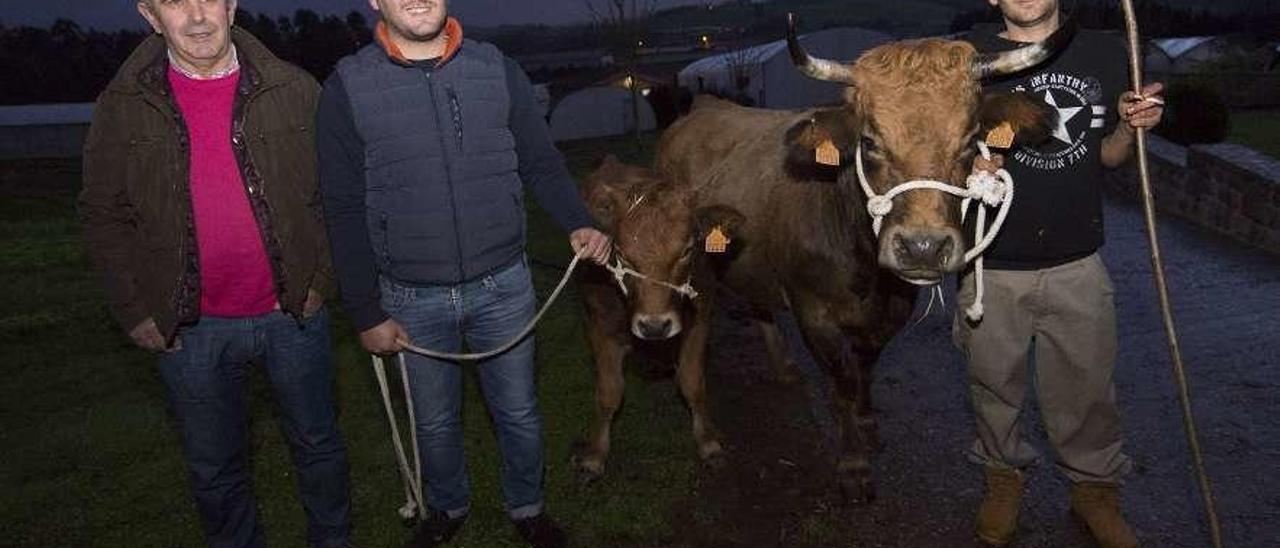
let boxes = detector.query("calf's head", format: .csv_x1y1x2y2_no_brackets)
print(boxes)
586,156,743,340
783,15,1063,285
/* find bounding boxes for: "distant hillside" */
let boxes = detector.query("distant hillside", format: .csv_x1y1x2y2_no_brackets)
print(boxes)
645,0,1280,37
472,0,1279,55
471,0,1269,56
475,0,967,55
649,0,963,39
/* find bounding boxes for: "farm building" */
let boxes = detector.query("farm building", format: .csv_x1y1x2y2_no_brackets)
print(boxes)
548,86,657,142
0,103,94,160
677,26,892,109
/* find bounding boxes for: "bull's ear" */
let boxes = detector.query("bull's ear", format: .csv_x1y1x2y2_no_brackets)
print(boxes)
694,205,746,254
980,91,1057,147
783,108,858,180
585,160,626,229
586,184,618,229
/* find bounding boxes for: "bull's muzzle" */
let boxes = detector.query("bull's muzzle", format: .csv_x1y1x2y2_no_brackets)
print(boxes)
632,313,682,340
879,225,965,285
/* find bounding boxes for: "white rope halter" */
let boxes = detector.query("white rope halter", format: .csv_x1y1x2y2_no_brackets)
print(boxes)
854,141,1015,321
604,252,700,300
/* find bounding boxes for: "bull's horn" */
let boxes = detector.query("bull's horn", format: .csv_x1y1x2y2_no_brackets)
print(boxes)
787,13,858,85
972,19,1077,79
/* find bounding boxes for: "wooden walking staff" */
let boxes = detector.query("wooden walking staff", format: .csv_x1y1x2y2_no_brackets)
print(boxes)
1117,1,1224,546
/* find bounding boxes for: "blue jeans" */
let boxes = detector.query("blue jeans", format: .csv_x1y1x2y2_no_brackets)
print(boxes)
381,258,545,520
157,309,351,548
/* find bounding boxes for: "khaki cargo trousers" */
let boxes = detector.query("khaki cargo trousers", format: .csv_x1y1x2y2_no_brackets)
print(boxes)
953,253,1131,483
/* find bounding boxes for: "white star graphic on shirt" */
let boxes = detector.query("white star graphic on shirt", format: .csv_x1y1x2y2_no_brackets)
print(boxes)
1044,90,1083,145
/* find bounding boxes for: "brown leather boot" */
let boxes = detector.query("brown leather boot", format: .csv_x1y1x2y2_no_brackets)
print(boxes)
975,466,1025,545
1070,482,1138,548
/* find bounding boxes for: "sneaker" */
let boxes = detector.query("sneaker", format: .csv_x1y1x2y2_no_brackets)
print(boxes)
975,466,1025,546
1070,482,1138,548
404,507,467,548
513,512,568,548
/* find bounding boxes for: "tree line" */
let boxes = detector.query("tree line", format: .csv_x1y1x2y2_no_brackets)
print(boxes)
0,9,374,106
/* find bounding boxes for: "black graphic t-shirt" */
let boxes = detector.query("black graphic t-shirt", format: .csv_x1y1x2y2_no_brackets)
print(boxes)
965,25,1129,269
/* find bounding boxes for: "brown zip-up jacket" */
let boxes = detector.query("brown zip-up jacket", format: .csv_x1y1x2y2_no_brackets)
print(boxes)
79,28,332,339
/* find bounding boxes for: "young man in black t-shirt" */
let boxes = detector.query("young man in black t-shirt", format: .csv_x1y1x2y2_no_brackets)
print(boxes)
956,1,1164,546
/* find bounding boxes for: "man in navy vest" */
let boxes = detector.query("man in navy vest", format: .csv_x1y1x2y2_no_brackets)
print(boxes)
317,1,611,547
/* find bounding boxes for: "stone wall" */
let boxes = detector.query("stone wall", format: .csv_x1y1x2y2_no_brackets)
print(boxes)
1105,134,1280,255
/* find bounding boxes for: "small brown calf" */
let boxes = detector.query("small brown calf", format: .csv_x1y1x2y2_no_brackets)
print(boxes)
571,155,744,482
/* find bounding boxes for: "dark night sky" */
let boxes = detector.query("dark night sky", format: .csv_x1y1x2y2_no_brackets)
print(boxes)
0,0,719,31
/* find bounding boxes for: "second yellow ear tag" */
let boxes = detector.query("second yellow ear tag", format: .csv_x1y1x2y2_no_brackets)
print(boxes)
815,139,841,166
705,226,730,254
986,122,1015,149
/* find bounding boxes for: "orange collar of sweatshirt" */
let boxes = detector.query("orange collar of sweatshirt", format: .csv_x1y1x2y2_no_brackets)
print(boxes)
375,17,464,67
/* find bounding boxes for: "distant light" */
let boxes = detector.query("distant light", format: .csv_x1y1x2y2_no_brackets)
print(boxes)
641,88,652,97
624,76,635,89
638,40,645,47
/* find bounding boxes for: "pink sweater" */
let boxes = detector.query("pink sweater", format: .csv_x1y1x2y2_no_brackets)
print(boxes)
170,67,277,317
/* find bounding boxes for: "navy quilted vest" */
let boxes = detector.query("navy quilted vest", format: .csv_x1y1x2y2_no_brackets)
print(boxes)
336,39,523,284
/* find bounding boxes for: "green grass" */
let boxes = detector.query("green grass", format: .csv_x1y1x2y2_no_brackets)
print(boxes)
0,134,697,547
1229,109,1280,160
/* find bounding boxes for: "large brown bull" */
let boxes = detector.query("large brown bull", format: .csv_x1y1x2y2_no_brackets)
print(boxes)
572,156,744,482
654,16,1064,503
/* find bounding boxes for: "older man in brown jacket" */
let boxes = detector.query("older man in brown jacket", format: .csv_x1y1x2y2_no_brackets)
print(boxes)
78,1,350,547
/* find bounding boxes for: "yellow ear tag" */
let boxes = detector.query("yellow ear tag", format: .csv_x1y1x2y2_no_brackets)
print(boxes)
815,139,841,166
985,122,1016,149
704,226,730,254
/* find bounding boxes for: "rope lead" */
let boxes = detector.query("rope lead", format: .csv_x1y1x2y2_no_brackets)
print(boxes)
374,249,587,520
